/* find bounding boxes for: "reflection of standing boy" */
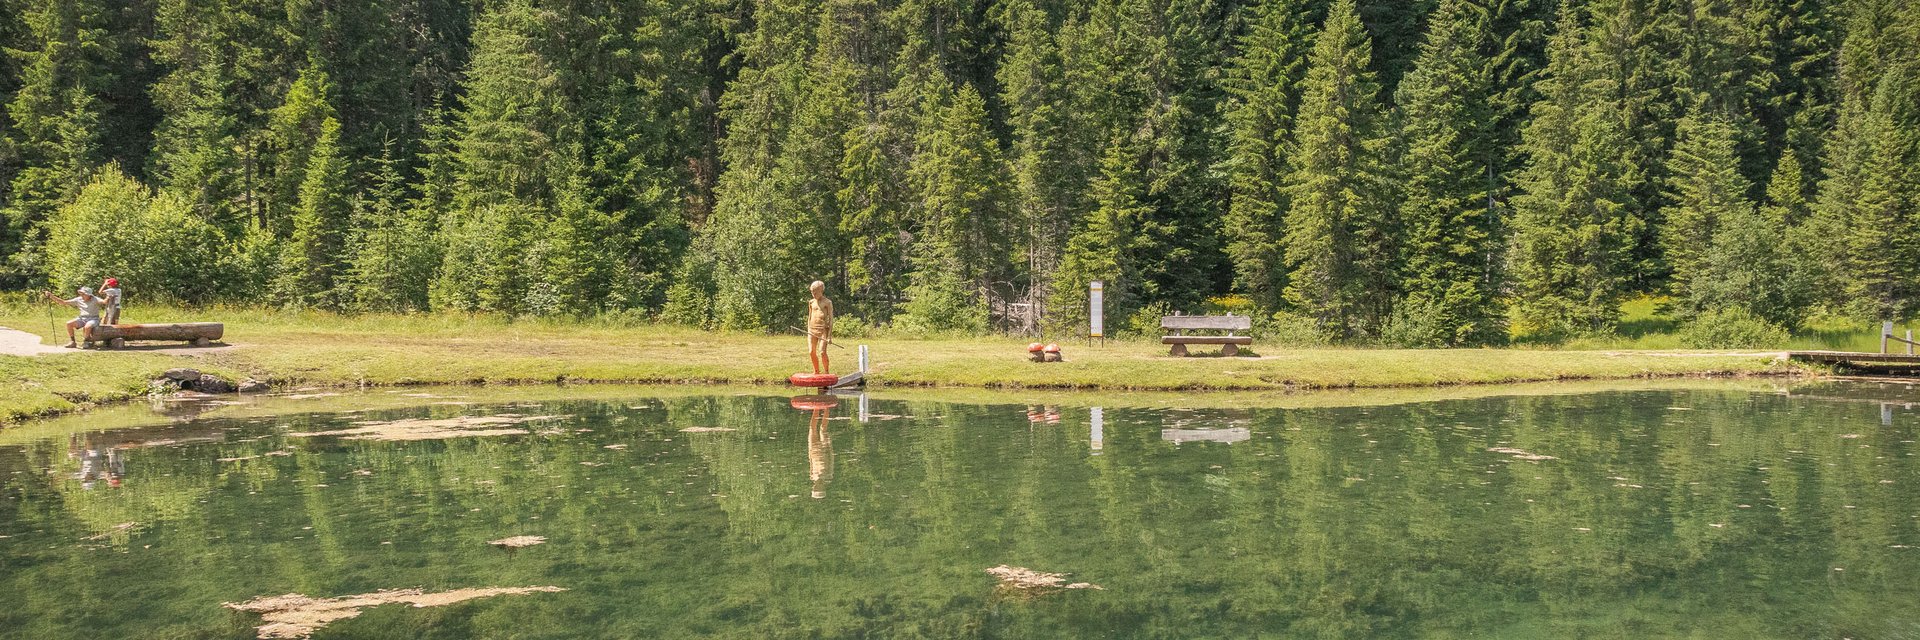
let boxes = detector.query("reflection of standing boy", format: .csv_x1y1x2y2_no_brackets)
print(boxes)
807,280,834,374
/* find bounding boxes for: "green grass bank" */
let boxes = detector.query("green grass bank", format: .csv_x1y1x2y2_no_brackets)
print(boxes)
0,302,1808,425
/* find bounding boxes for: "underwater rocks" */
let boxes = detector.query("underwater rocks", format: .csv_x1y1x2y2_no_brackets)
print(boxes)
985,565,1103,592
287,415,572,442
224,586,567,639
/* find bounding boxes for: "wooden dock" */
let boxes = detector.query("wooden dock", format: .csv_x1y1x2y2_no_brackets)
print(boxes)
1788,351,1920,368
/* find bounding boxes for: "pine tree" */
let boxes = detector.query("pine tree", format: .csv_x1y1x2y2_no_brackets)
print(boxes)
1392,0,1500,346
263,66,335,238
899,85,1013,331
995,0,1079,325
1280,0,1392,339
1661,110,1763,318
149,0,297,231
1,0,134,285
343,146,436,312
1834,72,1919,319
1581,0,1676,286
433,0,568,314
702,0,819,330
273,117,352,309
1051,139,1147,336
1221,0,1318,309
1508,10,1644,336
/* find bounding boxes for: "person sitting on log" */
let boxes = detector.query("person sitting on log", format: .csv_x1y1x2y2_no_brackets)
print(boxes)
44,286,106,348
99,277,122,325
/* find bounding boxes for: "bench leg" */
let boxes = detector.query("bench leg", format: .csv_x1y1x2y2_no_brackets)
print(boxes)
1170,343,1188,357
1222,343,1239,357
192,338,212,347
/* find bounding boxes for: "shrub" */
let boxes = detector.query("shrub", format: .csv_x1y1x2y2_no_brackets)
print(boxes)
1257,311,1333,347
45,169,233,304
1675,308,1791,349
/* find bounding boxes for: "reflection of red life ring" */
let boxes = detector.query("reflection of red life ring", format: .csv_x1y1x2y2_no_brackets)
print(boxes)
790,395,840,411
789,373,840,388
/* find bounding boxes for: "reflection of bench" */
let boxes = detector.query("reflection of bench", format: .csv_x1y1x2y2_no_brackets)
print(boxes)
89,323,224,349
1161,314,1252,357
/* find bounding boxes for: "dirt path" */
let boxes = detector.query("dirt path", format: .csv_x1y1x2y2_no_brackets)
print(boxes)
0,326,67,356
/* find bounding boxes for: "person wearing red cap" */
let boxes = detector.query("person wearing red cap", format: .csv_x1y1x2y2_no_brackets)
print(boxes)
99,277,122,325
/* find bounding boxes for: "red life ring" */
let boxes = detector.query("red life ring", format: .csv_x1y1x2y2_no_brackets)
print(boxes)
790,395,839,411
789,372,840,388
1027,342,1044,353
1043,343,1060,353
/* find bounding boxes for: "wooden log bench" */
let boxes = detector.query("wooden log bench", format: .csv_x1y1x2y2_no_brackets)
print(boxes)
1161,314,1252,357
88,323,224,349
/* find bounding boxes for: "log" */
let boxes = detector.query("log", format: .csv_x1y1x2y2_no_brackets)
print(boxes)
91,323,224,344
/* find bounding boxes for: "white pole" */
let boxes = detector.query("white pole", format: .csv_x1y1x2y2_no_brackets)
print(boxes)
858,345,869,373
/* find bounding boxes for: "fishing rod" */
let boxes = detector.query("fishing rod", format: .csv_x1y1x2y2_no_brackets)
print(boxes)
788,326,847,349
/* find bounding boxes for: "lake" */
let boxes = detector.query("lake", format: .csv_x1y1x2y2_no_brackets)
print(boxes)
2,380,1918,638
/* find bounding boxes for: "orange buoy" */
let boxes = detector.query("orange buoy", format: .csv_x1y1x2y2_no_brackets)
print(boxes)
789,372,840,388
790,395,840,411
1043,343,1060,353
1027,342,1044,352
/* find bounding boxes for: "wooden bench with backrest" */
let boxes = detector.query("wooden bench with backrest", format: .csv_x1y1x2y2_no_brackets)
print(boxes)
1161,314,1252,357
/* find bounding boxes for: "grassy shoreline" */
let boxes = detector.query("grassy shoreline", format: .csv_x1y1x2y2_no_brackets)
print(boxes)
0,304,1808,424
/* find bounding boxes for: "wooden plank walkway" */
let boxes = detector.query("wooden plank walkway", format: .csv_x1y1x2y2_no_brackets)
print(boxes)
1788,351,1920,366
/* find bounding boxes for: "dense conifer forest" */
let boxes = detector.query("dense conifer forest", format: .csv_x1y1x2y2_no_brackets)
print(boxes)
0,0,1915,344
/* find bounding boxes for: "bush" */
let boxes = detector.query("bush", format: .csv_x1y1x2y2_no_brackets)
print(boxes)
44,169,233,304
1675,308,1791,349
1257,311,1333,347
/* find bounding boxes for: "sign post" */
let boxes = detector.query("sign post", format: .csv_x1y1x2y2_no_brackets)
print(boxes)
1089,280,1104,345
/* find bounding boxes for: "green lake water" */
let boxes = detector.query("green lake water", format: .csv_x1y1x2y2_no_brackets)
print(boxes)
4,381,1920,639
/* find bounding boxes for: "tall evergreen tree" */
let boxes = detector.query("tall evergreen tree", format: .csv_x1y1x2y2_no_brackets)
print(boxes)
2,0,152,285
263,66,335,237
433,0,569,314
995,0,1079,324
272,117,351,308
1660,110,1755,315
1221,0,1319,309
1392,0,1500,346
1280,0,1392,339
899,85,1013,331
1508,10,1644,336
1050,139,1147,335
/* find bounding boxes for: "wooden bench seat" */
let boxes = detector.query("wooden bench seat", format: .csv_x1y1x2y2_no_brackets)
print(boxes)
1161,314,1253,357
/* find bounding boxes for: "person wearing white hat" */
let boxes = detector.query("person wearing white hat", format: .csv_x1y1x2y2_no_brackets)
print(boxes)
43,286,106,348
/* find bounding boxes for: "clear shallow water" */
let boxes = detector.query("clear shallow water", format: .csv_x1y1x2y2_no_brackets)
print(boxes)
3,383,1920,638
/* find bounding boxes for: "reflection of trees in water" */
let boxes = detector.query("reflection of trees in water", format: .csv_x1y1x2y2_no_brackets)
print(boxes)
1,390,1919,637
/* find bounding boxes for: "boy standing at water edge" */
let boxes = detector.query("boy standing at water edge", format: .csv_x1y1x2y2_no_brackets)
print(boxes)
43,287,105,348
807,280,834,374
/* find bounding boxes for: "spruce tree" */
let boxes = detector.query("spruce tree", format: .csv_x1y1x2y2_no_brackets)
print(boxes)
263,66,335,237
899,85,1013,331
433,0,567,314
1660,111,1754,315
995,0,1079,323
1221,0,1318,309
702,0,818,330
273,117,352,309
1693,185,1802,328
1391,0,1500,346
1280,0,1392,339
1051,139,1147,336
1,0,133,285
1508,10,1644,336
